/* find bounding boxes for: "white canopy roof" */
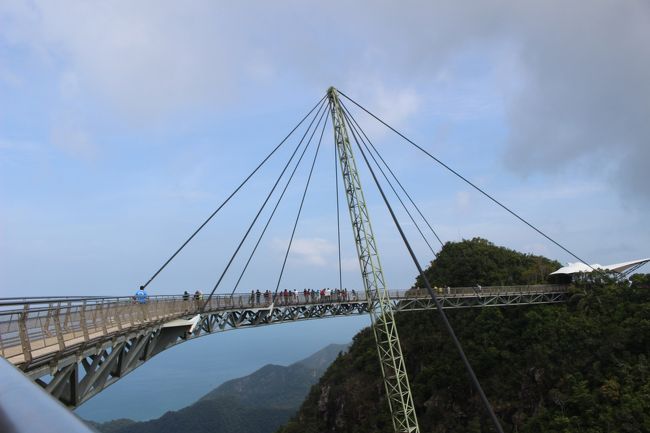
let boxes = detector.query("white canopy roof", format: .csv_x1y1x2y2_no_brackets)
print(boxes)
550,257,650,275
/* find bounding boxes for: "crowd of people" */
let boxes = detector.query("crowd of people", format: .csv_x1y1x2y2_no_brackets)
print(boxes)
245,288,359,306
131,287,362,306
132,285,476,306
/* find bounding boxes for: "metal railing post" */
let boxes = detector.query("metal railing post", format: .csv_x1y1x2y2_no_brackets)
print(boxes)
18,305,32,364
79,301,89,342
62,302,72,332
114,301,123,331
99,302,108,335
53,304,65,352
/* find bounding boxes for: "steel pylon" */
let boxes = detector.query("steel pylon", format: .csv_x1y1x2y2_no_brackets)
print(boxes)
327,87,420,433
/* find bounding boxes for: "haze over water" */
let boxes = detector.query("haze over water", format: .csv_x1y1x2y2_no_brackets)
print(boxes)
75,316,367,422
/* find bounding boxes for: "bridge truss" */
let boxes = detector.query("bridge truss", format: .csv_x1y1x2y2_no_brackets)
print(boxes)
0,285,567,409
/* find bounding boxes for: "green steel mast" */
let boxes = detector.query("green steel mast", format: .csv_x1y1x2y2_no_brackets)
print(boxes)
327,87,420,433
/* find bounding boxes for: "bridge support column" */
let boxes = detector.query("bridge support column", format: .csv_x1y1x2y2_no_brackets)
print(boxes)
328,87,419,433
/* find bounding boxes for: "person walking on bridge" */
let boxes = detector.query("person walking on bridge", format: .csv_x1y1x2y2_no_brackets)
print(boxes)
134,286,148,321
182,291,190,312
135,286,148,304
193,290,203,309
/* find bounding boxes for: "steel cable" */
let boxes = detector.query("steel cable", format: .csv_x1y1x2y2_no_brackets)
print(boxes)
338,90,593,269
340,107,439,259
334,136,343,291
272,105,329,302
346,111,506,433
230,110,330,295
140,95,327,290
202,100,328,310
340,101,444,248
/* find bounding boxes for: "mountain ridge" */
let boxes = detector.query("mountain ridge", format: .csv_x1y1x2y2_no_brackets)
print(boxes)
89,342,348,433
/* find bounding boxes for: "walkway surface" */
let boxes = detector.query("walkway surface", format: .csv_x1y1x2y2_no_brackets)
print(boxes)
1,285,567,368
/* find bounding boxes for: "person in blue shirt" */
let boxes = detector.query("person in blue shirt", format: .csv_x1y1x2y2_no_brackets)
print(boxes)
135,286,148,304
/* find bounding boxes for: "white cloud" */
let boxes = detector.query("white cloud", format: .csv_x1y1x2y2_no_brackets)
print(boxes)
455,191,471,212
273,237,336,267
50,123,97,160
1,0,648,203
0,137,38,151
341,257,360,272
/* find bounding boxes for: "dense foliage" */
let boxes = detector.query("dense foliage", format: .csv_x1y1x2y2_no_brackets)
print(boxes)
279,240,650,433
415,237,561,288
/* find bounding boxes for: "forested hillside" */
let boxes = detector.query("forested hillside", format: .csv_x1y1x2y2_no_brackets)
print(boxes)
279,239,650,433
415,237,561,287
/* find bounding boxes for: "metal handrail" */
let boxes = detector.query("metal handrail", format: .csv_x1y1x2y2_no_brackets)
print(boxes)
0,285,568,366
0,284,566,306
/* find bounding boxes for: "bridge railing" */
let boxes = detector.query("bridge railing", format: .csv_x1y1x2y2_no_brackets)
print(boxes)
0,285,567,365
0,292,290,364
0,294,220,364
399,284,567,299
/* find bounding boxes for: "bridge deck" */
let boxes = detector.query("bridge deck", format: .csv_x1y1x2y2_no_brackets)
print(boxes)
0,285,568,409
1,285,567,368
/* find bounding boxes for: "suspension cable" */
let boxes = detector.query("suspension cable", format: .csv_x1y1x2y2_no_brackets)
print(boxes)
230,113,327,295
341,100,444,248
334,136,343,291
140,95,327,290
346,111,506,433
202,101,329,310
340,106,438,258
272,105,329,301
338,90,593,269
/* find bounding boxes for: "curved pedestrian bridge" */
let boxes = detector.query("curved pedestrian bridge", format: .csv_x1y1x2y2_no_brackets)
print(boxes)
0,284,567,408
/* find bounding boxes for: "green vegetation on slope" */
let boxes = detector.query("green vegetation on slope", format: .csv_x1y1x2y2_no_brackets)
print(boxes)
279,239,650,433
415,237,561,287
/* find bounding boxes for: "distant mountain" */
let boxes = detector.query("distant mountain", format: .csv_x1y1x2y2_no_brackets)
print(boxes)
202,342,348,409
90,343,348,433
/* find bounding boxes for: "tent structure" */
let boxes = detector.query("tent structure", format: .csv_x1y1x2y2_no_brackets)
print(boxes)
550,257,650,278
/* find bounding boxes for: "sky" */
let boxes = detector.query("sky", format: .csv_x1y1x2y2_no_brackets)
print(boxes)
2,0,649,298
1,0,650,420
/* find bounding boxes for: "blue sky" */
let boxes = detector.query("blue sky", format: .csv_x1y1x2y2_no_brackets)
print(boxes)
2,1,649,298
2,0,649,421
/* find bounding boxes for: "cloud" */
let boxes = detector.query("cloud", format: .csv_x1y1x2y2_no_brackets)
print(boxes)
499,1,650,205
341,257,360,272
0,137,38,151
1,0,243,120
2,0,649,203
455,191,471,212
273,237,336,267
50,123,97,160
344,79,420,124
